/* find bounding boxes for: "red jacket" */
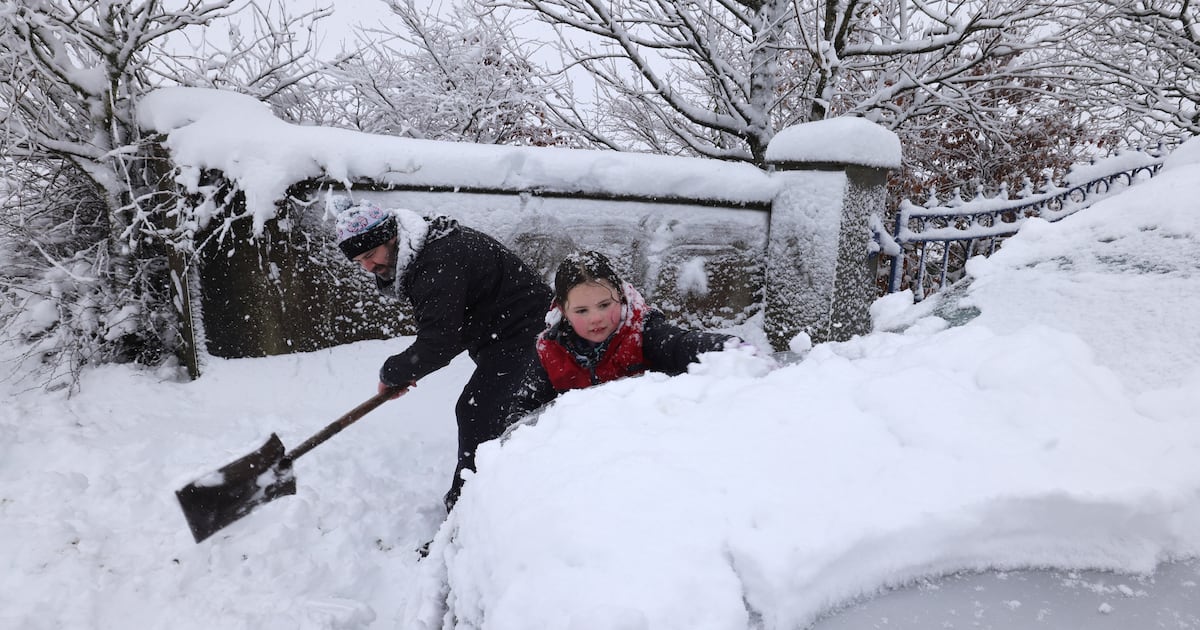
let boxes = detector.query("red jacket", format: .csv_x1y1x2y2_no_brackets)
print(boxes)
536,283,650,392
508,284,738,425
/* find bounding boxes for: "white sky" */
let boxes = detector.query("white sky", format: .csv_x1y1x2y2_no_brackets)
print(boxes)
313,0,410,49
3,92,1200,629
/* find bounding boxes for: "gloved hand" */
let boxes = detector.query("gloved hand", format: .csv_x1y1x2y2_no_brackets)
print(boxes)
378,381,415,400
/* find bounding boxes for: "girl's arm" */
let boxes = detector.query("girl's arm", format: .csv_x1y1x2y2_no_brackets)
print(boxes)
505,359,559,427
641,310,739,375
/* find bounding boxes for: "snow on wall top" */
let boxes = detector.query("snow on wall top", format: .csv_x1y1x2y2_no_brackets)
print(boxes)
136,87,778,234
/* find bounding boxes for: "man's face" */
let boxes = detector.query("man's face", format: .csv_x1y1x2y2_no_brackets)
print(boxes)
353,238,398,279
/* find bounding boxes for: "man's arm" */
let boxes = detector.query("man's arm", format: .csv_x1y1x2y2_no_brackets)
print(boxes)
378,253,471,386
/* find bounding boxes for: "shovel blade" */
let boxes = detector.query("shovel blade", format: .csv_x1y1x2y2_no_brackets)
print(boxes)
176,433,297,543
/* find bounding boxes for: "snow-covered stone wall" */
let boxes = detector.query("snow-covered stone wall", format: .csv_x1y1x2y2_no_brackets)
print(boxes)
138,87,899,355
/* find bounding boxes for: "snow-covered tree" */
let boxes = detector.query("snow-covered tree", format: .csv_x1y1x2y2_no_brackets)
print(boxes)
0,1,225,388
0,0,332,389
498,0,1095,166
323,0,572,145
493,0,1158,211
884,53,1119,206
148,1,354,125
1066,0,1199,144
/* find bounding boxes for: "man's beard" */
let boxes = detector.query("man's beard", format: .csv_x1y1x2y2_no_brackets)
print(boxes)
373,245,399,283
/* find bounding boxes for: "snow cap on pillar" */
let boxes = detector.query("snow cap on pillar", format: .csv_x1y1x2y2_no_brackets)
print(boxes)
765,117,902,170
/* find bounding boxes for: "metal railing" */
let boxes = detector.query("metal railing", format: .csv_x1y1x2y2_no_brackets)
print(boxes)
884,150,1168,299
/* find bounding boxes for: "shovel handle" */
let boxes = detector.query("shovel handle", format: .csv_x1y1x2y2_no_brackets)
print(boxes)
284,387,404,462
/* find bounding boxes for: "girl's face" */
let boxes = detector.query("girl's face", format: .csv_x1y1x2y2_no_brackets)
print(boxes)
563,280,623,344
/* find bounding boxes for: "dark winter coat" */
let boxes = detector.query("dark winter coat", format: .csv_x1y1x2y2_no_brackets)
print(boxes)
376,217,552,388
512,284,736,418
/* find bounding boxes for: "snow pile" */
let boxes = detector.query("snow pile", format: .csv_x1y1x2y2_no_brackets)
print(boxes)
404,139,1200,629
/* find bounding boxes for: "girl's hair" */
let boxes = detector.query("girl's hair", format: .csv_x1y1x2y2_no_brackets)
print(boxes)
553,250,625,306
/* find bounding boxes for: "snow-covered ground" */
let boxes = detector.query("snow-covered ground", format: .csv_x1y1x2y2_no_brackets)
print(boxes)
3,141,1199,629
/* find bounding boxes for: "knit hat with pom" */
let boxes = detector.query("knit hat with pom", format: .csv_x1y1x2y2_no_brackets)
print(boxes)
334,200,397,260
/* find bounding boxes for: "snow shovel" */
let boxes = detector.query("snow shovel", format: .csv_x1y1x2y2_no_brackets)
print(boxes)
176,387,403,543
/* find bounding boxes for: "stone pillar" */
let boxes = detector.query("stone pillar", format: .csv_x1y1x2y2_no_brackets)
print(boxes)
762,118,901,350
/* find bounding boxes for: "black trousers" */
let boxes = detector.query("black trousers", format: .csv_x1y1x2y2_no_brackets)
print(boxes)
445,337,540,511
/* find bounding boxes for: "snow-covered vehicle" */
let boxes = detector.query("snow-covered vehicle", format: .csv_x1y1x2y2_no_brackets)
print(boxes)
813,559,1200,629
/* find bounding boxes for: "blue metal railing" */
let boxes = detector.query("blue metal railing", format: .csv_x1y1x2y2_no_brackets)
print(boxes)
884,150,1168,299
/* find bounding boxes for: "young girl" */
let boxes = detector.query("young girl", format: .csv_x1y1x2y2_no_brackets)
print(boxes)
510,250,739,418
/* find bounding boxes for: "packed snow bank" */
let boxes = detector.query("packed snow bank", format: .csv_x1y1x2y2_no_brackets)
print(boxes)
403,141,1200,629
